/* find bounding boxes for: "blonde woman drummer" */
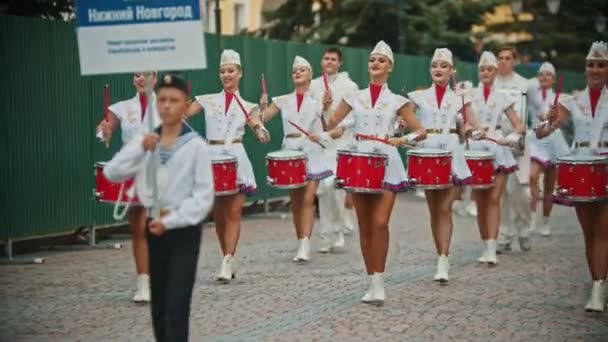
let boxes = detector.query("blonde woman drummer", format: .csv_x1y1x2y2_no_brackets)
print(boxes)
527,62,569,236
97,71,159,303
260,56,334,263
468,51,524,265
328,41,426,305
536,41,608,312
188,50,270,282
406,48,473,283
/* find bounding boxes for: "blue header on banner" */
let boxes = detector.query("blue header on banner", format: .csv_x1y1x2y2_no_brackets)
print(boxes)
75,0,200,27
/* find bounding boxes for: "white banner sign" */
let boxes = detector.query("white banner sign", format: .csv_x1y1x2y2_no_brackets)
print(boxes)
75,0,206,75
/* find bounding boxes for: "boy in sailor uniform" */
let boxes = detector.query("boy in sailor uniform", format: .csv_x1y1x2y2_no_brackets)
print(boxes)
104,74,214,340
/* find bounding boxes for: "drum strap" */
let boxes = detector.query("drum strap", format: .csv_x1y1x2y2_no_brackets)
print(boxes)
113,183,132,221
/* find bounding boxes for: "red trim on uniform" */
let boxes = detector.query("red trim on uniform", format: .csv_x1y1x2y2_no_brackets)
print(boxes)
541,88,547,102
225,91,235,114
370,83,382,108
435,83,447,108
589,87,601,118
139,94,147,121
483,84,491,103
296,93,304,113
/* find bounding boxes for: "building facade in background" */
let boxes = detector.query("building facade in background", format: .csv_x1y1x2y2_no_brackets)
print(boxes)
200,0,286,34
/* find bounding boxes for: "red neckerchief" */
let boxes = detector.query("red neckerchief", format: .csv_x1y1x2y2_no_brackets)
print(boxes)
370,83,382,108
224,91,235,115
589,87,601,118
139,94,147,121
541,88,547,102
296,93,304,113
435,83,447,108
483,84,491,103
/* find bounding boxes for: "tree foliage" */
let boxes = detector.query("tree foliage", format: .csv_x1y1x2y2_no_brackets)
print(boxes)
1,0,74,20
256,0,501,59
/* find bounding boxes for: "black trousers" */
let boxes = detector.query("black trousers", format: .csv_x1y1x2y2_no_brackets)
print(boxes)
147,223,202,342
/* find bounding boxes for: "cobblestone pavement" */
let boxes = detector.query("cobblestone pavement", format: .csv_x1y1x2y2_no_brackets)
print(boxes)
1,193,607,341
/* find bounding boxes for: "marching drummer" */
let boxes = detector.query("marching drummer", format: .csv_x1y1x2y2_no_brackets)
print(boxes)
527,62,569,236
187,49,270,283
536,41,608,312
96,71,159,303
406,48,473,283
260,56,333,263
328,41,426,305
104,74,214,340
493,46,534,254
467,51,524,265
309,47,359,253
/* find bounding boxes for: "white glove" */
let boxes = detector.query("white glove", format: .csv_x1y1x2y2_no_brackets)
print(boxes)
505,133,521,145
471,130,483,140
255,126,270,143
96,128,104,141
319,132,332,146
403,132,419,145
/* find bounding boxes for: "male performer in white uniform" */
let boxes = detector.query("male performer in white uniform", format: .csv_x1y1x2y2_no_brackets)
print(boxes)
310,47,359,253
494,46,533,253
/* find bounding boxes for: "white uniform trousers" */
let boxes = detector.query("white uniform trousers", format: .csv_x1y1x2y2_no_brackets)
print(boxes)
498,173,532,244
317,176,348,245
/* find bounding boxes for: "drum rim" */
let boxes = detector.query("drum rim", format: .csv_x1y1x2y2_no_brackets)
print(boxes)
407,149,452,157
211,155,238,163
412,184,453,190
95,161,109,167
95,198,143,206
266,150,307,160
557,156,608,164
268,182,307,189
469,184,495,189
337,149,388,159
463,150,495,160
553,193,608,202
215,189,240,196
342,186,384,194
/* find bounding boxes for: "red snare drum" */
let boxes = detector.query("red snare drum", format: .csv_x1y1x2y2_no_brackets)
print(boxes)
94,162,141,205
464,150,495,189
334,150,388,193
212,155,239,196
407,149,452,190
555,154,608,202
266,150,307,189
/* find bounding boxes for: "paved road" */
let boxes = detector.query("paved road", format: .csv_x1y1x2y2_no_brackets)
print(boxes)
1,193,607,341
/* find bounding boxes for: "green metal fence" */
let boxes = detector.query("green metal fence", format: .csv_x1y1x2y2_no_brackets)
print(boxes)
0,16,586,240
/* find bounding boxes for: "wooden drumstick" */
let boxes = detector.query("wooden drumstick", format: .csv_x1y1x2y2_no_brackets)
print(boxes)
233,93,252,122
104,84,110,148
287,120,325,148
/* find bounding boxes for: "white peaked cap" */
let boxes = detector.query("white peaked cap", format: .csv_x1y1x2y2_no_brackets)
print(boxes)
431,48,453,66
538,62,555,76
478,51,498,68
586,41,608,61
220,49,241,67
431,48,454,66
292,55,313,72
370,40,394,64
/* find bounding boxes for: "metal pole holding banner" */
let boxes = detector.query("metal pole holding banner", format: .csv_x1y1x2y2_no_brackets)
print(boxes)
215,0,222,34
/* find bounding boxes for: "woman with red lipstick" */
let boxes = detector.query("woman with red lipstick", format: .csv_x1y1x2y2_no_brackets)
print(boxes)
327,41,426,305
188,50,270,283
468,51,524,266
260,56,333,263
407,48,473,283
97,71,159,303
536,41,608,312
